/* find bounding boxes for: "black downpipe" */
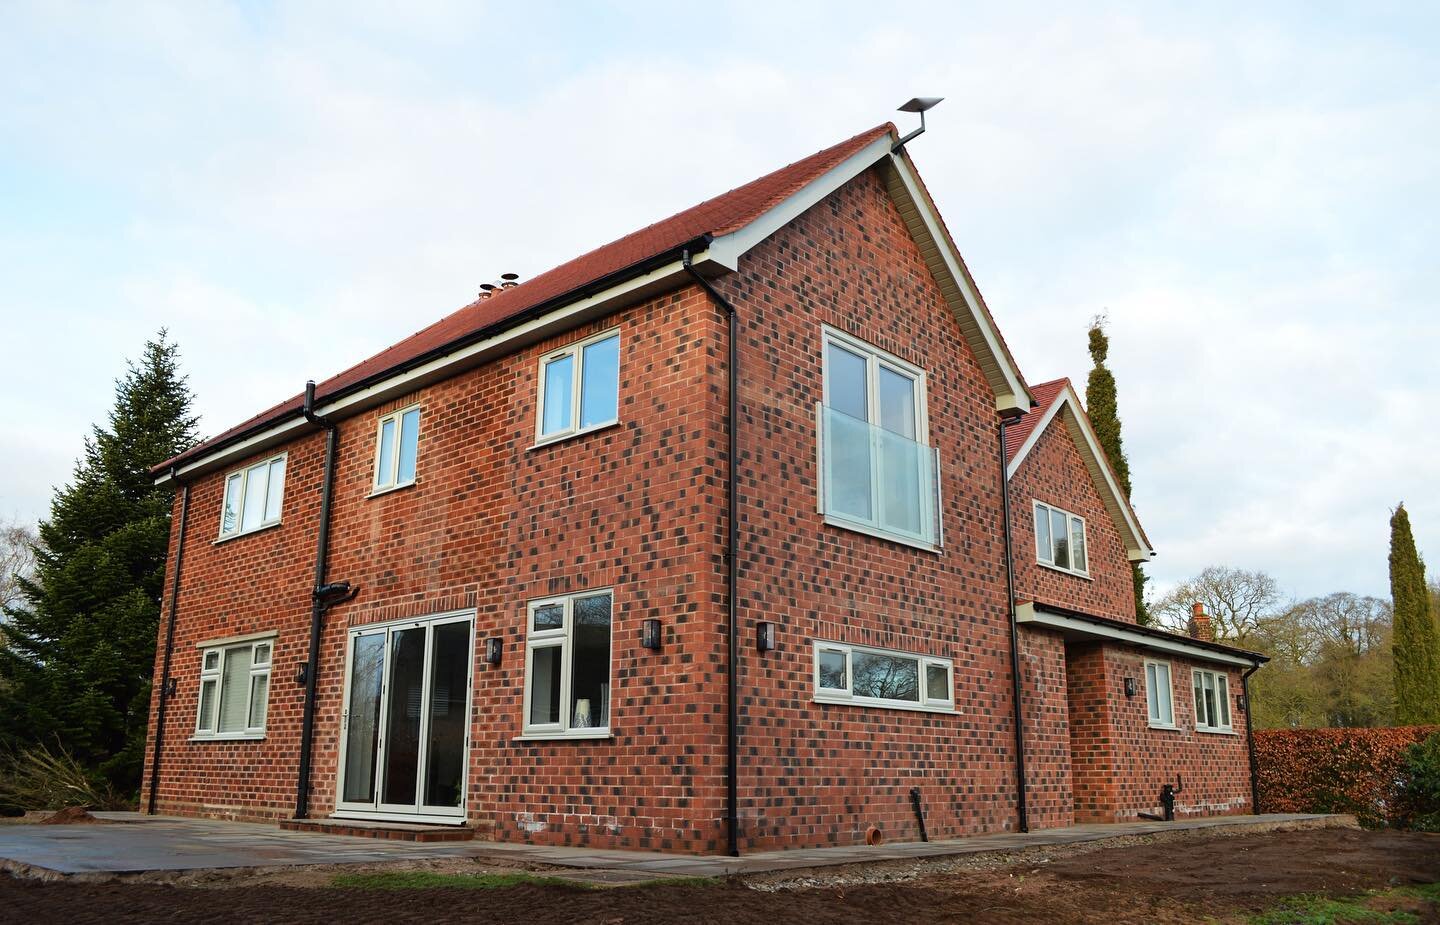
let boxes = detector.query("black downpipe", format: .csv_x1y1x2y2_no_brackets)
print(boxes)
682,251,741,858
999,414,1030,833
1242,662,1262,815
295,381,340,820
909,787,929,842
147,476,191,815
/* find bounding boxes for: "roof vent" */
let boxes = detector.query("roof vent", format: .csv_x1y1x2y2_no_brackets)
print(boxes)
478,273,521,300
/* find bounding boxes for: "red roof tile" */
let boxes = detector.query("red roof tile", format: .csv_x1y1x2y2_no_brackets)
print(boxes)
159,123,898,474
1004,378,1069,463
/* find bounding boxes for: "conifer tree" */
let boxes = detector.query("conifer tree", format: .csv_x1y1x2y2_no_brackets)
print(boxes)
0,333,198,793
1085,317,1150,624
1391,504,1440,723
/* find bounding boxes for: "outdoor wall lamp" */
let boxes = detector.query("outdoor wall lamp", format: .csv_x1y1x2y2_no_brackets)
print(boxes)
1123,677,1137,698
163,677,178,698
1237,694,1248,711
295,662,309,686
756,621,777,653
484,637,503,666
641,618,662,651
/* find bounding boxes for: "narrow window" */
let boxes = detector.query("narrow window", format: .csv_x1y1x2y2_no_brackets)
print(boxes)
373,406,421,493
524,591,613,736
812,641,952,711
218,454,286,539
1033,501,1089,577
1192,668,1233,731
195,639,273,737
1145,661,1174,727
537,330,620,441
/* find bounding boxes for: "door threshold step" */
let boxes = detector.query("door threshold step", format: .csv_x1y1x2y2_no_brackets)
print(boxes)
281,818,482,842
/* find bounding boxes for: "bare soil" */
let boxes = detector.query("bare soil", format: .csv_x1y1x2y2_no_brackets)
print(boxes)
37,806,107,825
0,827,1435,923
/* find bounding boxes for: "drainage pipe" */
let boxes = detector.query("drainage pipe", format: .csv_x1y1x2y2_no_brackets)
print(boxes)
294,381,340,820
681,250,741,858
146,474,191,815
998,413,1029,833
1242,661,1262,815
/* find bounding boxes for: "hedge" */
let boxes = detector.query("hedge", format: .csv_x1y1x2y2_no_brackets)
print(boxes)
1254,725,1439,827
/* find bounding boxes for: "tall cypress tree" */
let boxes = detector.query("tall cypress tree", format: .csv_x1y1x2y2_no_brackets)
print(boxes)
1085,318,1150,624
0,333,197,793
1390,504,1440,723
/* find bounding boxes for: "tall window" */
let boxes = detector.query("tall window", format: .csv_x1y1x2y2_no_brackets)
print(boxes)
195,638,273,738
818,327,937,546
372,405,421,493
524,590,612,737
1145,660,1175,727
1193,668,1232,731
219,454,286,539
1034,501,1088,576
536,330,620,442
813,641,953,712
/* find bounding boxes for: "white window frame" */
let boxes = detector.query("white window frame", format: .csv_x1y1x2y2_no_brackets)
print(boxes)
370,404,421,495
533,328,621,446
520,589,613,740
818,325,936,550
1144,659,1176,729
193,636,274,741
1033,500,1090,578
1192,668,1233,733
812,640,954,714
217,453,287,540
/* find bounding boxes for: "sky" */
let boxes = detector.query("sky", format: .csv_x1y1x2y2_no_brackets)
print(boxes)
1,1,1436,604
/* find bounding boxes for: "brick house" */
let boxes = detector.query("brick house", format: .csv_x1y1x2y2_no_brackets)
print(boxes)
140,122,1267,854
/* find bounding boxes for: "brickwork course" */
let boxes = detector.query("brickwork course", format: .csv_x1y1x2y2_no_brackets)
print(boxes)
141,123,1266,855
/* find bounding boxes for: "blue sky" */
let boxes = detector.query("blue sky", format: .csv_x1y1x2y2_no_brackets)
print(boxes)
1,1,1436,603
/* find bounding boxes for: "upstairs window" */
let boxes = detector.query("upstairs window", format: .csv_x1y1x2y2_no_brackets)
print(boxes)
536,330,620,443
1034,501,1088,576
372,405,421,493
1145,660,1175,728
817,327,939,548
1193,668,1232,732
523,590,613,738
195,637,273,738
219,454,286,539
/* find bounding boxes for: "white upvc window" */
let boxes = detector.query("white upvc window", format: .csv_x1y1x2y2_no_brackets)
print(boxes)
535,329,621,444
1192,668,1233,732
219,454,286,540
1144,660,1175,728
1034,501,1088,576
818,326,939,549
522,590,613,738
812,640,954,713
194,638,273,739
372,405,421,493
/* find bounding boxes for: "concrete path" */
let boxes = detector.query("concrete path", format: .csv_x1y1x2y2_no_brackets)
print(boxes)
0,812,1340,880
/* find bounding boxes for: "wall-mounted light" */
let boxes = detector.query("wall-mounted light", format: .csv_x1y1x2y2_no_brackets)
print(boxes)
1237,694,1248,712
164,677,178,698
295,662,309,686
1123,677,1137,698
641,618,662,650
484,637,503,666
756,621,777,652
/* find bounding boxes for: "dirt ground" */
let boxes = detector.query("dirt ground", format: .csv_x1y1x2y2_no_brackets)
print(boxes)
1,826,1436,924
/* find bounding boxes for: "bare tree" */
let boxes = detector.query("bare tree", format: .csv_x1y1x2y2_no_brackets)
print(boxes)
1152,566,1284,646
0,517,38,617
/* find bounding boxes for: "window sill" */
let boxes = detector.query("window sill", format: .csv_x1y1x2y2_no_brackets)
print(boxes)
214,521,282,545
813,696,957,715
367,480,417,499
1147,722,1181,732
821,516,940,554
1196,726,1238,736
189,733,266,743
513,730,613,743
1037,560,1092,581
530,420,621,451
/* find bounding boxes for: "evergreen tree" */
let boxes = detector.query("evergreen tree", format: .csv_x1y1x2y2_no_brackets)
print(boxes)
1085,317,1150,624
1391,504,1440,723
0,333,197,793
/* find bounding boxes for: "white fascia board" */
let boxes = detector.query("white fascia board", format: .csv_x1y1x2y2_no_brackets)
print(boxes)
885,153,1030,415
705,134,897,271
1016,603,1255,668
155,254,707,487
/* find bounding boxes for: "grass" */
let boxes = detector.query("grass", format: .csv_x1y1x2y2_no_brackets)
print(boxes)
1249,883,1440,925
330,870,717,892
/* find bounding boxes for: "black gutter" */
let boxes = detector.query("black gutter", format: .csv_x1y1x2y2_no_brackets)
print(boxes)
681,250,741,858
1241,662,1263,814
998,413,1029,833
294,381,346,819
147,474,191,815
156,238,715,480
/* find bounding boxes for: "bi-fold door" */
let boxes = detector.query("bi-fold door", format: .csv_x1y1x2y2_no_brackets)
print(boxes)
335,611,473,823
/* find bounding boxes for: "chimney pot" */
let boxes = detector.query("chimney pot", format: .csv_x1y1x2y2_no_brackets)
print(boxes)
1188,602,1215,642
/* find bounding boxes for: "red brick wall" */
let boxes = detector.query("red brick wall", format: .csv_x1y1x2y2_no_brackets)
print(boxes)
1066,642,1115,822
1019,626,1074,829
1009,413,1136,622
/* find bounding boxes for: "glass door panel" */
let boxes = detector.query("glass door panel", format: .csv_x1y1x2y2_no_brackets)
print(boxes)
340,632,386,806
423,620,470,810
380,626,427,809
